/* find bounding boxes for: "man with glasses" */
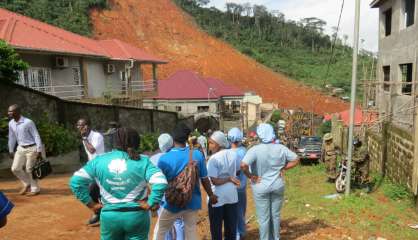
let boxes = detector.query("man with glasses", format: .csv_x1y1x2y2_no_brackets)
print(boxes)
76,118,105,226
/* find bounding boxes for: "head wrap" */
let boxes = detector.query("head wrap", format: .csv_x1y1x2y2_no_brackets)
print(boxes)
257,123,276,143
227,128,243,143
210,131,229,148
158,133,173,153
171,123,191,144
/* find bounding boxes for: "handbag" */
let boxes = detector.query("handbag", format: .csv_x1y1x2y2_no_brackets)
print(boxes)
164,146,199,208
32,158,52,179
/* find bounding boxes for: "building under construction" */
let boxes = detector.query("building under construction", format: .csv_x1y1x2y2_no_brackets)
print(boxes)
365,0,418,204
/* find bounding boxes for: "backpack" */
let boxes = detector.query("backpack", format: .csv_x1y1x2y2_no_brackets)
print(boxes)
165,147,199,208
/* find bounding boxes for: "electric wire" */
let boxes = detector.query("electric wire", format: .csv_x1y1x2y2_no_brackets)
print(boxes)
322,0,345,87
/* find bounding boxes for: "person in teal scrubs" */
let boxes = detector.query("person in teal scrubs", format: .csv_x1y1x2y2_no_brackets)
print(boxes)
70,128,168,240
241,124,299,240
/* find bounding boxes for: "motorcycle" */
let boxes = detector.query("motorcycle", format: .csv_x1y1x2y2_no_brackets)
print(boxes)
335,159,347,193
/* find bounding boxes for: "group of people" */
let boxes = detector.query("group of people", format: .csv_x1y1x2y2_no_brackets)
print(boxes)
322,133,370,186
5,103,301,240
69,121,300,240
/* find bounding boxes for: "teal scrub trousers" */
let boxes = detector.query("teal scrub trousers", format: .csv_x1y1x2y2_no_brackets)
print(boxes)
100,210,150,240
252,186,285,240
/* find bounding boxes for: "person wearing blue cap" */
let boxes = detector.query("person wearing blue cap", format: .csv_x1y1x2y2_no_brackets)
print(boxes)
227,128,247,240
241,123,299,240
0,192,14,228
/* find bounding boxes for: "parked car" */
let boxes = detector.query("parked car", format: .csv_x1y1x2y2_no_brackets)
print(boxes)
296,136,322,162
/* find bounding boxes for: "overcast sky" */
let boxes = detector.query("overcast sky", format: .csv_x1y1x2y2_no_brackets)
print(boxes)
208,0,379,52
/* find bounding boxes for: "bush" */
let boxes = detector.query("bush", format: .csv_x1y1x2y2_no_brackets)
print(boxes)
139,133,159,153
0,117,9,153
317,120,331,136
0,40,28,83
36,120,79,156
270,110,281,123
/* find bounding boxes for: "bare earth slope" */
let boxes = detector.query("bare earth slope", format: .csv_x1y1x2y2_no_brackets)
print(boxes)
90,0,348,115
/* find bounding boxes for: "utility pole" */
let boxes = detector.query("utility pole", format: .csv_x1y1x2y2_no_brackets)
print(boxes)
345,0,361,196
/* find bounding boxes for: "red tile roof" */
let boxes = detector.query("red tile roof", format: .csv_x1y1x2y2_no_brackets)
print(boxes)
98,39,167,63
0,8,166,63
154,70,244,100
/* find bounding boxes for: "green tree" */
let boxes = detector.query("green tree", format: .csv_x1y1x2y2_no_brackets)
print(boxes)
0,40,28,83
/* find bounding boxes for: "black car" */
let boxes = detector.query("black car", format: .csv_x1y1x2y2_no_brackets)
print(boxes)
296,136,322,161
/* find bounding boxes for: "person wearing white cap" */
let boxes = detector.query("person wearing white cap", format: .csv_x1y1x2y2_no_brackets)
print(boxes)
227,128,247,240
150,134,185,240
241,123,299,240
207,131,240,240
150,133,174,166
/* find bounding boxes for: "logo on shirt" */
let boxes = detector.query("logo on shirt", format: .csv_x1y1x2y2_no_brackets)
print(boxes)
108,158,127,176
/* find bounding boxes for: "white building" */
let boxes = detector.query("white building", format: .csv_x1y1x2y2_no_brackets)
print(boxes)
0,8,166,103
143,70,261,131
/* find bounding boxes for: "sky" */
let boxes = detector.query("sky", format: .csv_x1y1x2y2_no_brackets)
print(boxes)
208,0,379,52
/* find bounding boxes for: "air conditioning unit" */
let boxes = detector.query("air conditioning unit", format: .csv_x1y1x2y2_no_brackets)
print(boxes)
106,64,116,74
54,57,69,68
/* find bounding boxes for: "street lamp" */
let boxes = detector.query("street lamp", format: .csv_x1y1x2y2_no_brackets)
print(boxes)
208,87,215,113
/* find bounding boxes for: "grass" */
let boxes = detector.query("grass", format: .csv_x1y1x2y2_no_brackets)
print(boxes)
281,164,418,239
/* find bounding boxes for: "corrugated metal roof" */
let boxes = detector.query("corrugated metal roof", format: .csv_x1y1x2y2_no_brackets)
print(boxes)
154,70,244,100
98,39,167,63
0,8,166,63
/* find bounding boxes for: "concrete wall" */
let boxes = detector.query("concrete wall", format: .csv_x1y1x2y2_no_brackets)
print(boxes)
0,82,178,134
376,0,416,130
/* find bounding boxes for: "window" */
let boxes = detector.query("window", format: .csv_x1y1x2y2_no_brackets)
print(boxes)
231,101,241,113
120,71,128,95
18,68,51,93
197,106,209,112
384,8,392,36
400,63,413,95
383,66,390,91
73,67,81,86
175,106,182,112
403,0,415,28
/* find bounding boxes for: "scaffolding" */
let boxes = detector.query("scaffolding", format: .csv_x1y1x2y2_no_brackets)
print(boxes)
360,61,418,133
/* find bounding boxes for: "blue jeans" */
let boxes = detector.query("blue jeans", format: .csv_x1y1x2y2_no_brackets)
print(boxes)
237,190,247,239
252,186,285,240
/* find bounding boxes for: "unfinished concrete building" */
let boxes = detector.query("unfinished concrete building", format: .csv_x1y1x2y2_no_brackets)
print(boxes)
371,0,417,130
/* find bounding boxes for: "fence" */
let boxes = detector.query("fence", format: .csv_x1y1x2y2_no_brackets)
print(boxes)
332,117,417,194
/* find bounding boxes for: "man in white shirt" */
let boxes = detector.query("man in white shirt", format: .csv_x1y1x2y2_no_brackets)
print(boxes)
8,104,43,196
76,118,105,225
76,119,105,161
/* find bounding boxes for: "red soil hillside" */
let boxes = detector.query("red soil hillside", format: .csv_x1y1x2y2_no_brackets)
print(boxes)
90,0,348,115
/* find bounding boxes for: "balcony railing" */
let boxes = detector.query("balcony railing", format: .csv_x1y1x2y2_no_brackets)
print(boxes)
131,79,157,92
31,84,84,100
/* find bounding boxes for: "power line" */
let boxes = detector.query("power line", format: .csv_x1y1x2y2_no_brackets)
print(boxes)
322,0,345,87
